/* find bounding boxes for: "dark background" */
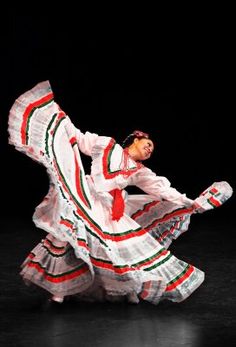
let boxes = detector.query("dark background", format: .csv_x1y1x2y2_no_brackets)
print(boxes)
0,7,235,221
0,8,236,347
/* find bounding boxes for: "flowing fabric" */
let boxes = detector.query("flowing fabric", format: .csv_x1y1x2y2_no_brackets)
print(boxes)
8,81,233,304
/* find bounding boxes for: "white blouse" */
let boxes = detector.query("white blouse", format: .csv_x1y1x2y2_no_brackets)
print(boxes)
75,128,193,208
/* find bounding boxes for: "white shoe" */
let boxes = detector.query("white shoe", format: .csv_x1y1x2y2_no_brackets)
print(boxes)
127,291,139,304
51,295,64,303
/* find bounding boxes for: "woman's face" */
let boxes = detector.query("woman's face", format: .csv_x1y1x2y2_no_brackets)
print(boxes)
131,138,154,161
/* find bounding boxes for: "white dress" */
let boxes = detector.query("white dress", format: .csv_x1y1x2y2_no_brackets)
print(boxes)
8,81,233,304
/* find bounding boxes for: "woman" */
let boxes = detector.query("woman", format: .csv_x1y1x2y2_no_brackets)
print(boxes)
8,81,232,305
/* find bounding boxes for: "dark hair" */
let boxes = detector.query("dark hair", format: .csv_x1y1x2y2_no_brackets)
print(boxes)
122,130,150,148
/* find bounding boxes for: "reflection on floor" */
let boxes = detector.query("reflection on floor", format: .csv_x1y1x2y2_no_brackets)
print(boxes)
0,212,235,347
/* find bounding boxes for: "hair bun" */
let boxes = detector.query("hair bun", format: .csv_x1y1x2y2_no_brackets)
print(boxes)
132,130,149,138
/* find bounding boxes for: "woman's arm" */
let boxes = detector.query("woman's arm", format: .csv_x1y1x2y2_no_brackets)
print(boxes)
75,128,99,156
64,118,99,156
133,167,194,207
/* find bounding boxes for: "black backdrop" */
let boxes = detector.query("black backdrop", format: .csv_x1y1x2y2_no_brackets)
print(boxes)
0,8,234,221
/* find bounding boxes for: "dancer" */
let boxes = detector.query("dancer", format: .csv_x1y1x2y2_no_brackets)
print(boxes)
8,81,233,305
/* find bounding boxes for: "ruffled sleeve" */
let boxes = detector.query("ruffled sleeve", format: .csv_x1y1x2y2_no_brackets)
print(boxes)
75,129,99,156
65,120,110,157
131,167,194,207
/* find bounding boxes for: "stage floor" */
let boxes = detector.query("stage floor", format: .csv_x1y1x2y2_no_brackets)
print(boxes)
1,213,235,347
